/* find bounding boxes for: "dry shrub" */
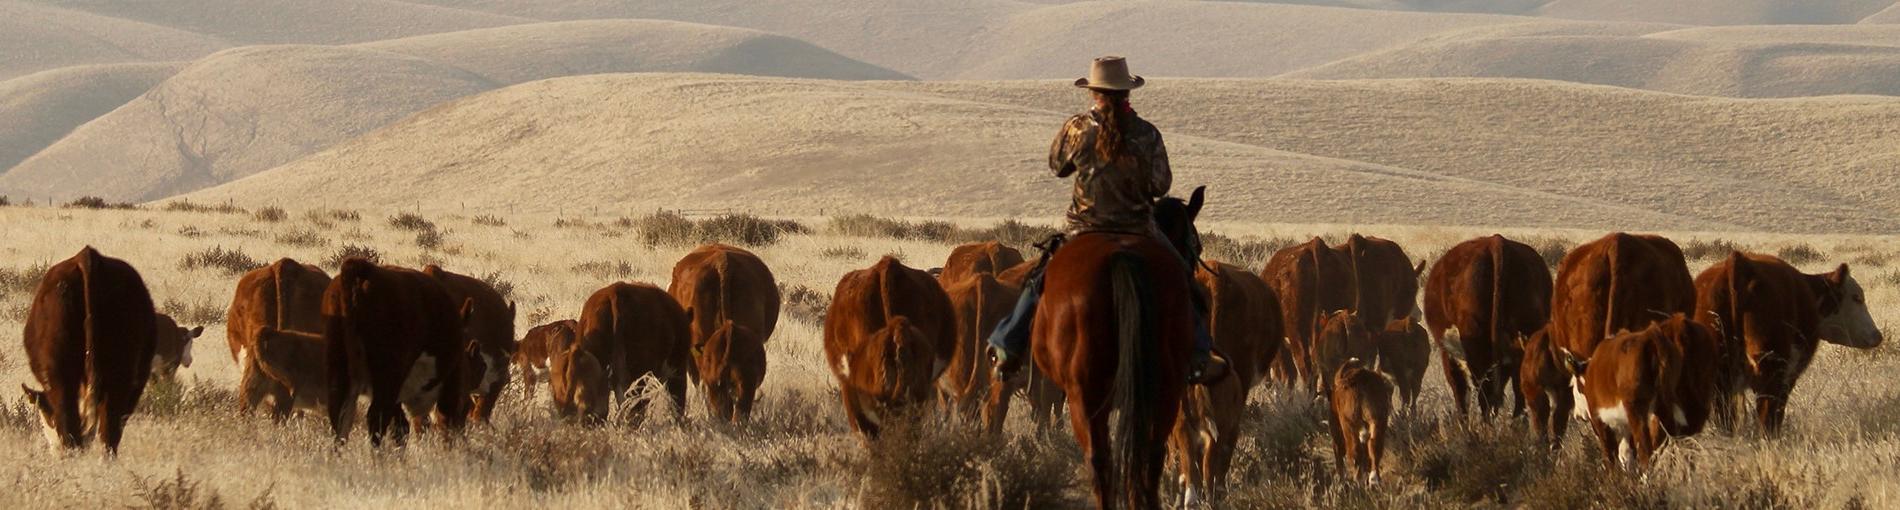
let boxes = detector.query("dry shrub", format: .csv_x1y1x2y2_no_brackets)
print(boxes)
0,262,49,298
829,214,953,241
322,244,381,268
859,417,1082,509
179,246,263,275
388,213,436,232
161,298,225,325
951,219,1061,252
819,246,866,260
1204,232,1300,269
472,422,624,493
64,195,136,210
472,214,507,227
631,212,808,248
1777,243,1825,266
523,305,555,329
0,395,36,432
571,260,634,280
480,270,515,300
415,228,446,250
1526,235,1574,268
778,283,828,326
0,196,9,207
1516,454,1667,510
163,200,246,214
217,227,263,239
251,206,287,223
1682,238,1745,261
129,468,278,510
1404,419,1547,505
1852,251,1891,268
140,377,237,418
177,226,205,238
272,229,328,248
1854,391,1900,438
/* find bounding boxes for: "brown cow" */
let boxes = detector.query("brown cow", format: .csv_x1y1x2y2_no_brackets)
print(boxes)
1330,358,1394,485
824,256,956,440
944,273,1020,421
1424,235,1553,418
552,282,692,425
515,319,577,399
1169,262,1282,505
1549,233,1695,372
20,247,157,453
252,326,367,418
1261,238,1352,389
938,241,1025,287
227,258,332,419
1335,234,1424,325
979,260,1068,433
423,265,516,422
1694,252,1883,434
1520,327,1573,446
695,320,768,423
1579,315,1716,473
323,259,470,447
1374,318,1430,410
1313,310,1377,397
150,313,204,384
668,244,778,422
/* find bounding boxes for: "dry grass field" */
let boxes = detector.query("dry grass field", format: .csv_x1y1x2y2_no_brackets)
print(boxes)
0,201,1893,509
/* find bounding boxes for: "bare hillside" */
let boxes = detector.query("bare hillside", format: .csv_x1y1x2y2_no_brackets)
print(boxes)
0,23,907,203
20,0,532,44
891,78,1900,232
0,63,181,174
187,74,1746,231
0,46,496,202
1286,33,1900,98
0,1,225,80
356,19,911,84
1537,0,1895,25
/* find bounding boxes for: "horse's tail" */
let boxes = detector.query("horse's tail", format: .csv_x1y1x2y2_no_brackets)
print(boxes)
1110,251,1158,509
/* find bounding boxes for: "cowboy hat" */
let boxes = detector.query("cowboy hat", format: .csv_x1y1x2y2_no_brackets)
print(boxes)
1074,56,1145,91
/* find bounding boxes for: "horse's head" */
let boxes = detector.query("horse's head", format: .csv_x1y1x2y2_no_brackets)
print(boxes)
1153,185,1206,265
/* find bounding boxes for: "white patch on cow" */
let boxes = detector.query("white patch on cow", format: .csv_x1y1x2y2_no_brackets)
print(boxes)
1570,376,1591,421
1441,327,1466,362
1597,403,1630,433
836,354,852,378
1617,437,1635,472
180,345,194,368
1369,471,1382,486
36,411,59,451
1183,484,1202,507
1671,404,1688,429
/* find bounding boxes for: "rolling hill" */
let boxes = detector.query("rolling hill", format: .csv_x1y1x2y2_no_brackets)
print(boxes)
0,22,908,202
0,1,225,80
0,63,182,175
19,0,532,45
181,74,1900,233
1536,0,1894,25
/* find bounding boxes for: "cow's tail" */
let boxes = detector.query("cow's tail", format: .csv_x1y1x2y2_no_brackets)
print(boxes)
1487,236,1506,386
1110,251,1159,509
716,251,733,327
1721,252,1750,409
962,276,990,403
1601,234,1625,350
879,259,899,331
76,247,105,424
1304,239,1325,389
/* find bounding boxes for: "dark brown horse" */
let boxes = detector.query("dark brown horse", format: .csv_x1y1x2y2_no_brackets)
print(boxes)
1034,187,1203,509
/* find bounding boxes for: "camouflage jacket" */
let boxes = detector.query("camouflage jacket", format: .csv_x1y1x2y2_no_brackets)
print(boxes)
1049,108,1171,234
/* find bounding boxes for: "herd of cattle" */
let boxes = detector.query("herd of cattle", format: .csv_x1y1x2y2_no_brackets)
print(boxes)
12,232,1886,496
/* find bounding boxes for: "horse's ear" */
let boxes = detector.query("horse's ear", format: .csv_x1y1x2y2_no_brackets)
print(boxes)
1187,186,1206,219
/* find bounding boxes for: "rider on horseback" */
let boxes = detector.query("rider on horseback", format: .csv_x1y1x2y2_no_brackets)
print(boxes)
987,56,1228,385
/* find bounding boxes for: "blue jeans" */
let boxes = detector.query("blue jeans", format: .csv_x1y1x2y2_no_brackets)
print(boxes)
986,237,1213,360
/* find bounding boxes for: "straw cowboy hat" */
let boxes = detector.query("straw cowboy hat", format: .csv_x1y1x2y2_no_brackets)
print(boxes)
1074,56,1145,91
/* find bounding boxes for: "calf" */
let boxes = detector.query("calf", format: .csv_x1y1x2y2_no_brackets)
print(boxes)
323,259,470,447
668,244,779,422
1520,328,1573,447
553,282,691,426
1330,359,1394,485
21,247,158,453
1579,315,1715,473
252,326,366,417
695,320,767,423
825,257,954,441
226,258,331,419
1313,310,1377,396
1169,262,1282,505
1375,318,1430,409
150,313,204,384
1694,252,1883,434
515,319,577,399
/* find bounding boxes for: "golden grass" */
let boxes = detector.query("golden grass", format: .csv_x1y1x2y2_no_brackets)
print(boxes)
0,204,1895,508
